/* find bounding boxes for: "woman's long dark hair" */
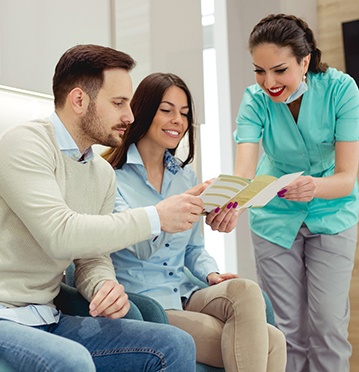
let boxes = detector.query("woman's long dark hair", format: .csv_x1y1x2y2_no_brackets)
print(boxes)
249,13,328,73
103,72,196,169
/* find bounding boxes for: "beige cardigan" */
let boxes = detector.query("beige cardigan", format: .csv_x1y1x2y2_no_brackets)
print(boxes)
0,119,151,308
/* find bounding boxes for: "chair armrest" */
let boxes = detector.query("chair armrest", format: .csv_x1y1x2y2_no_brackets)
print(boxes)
55,282,144,320
54,282,91,317
261,290,275,326
196,364,224,372
64,262,167,322
0,360,13,372
128,292,168,324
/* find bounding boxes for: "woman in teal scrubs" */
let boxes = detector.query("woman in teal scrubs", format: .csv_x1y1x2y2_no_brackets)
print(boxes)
233,14,359,372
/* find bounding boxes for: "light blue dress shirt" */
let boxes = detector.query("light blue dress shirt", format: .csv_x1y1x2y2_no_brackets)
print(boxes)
233,68,359,249
111,144,219,310
51,112,94,162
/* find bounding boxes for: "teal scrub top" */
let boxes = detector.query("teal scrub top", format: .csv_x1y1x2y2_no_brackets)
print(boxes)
233,68,359,249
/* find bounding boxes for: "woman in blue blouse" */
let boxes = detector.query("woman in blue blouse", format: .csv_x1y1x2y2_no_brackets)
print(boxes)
103,72,286,371
233,14,359,372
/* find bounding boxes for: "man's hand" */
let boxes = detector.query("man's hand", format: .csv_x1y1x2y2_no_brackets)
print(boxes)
184,179,215,196
207,272,240,285
156,194,204,233
205,204,241,233
89,280,130,319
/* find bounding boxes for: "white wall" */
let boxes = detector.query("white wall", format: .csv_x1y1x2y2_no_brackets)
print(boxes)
114,0,204,178
114,0,204,122
0,0,205,173
0,0,112,94
0,86,53,133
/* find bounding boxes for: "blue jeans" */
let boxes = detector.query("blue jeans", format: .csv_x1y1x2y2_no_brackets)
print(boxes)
0,314,196,371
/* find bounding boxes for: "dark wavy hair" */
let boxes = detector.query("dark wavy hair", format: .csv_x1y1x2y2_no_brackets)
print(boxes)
249,14,328,73
103,72,196,169
53,44,136,108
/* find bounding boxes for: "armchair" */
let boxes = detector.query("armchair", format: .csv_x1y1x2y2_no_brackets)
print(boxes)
56,263,275,372
0,361,12,372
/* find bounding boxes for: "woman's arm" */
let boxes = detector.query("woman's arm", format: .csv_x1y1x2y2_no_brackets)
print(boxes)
282,141,359,201
234,142,260,178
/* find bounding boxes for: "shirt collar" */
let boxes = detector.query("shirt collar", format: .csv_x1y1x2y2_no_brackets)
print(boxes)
127,143,182,175
49,112,94,163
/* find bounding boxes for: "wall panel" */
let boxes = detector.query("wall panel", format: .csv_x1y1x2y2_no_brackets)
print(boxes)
318,0,359,71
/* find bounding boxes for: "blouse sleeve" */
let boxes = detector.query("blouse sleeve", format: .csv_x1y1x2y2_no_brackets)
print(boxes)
334,74,359,141
233,86,265,144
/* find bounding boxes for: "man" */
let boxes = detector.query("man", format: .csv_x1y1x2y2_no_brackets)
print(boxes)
0,44,202,371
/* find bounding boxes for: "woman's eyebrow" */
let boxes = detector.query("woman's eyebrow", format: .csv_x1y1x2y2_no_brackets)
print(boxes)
160,100,189,110
253,63,287,70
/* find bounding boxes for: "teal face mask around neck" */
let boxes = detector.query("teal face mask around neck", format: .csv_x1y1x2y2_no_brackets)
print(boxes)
284,81,308,104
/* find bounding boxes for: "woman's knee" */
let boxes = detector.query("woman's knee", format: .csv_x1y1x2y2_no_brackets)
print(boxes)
225,278,264,304
268,324,286,351
267,324,287,370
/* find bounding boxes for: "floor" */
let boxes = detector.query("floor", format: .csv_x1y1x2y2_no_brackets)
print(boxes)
349,227,359,370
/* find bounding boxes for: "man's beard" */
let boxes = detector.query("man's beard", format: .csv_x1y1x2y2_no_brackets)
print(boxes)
80,101,125,148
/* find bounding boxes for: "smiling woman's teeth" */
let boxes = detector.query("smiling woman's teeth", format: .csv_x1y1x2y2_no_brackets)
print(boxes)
164,130,179,136
269,87,283,93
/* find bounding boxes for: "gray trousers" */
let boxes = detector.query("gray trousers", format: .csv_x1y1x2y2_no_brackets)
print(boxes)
252,224,358,372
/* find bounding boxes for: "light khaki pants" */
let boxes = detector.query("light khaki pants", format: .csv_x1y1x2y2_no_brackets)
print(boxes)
166,278,286,372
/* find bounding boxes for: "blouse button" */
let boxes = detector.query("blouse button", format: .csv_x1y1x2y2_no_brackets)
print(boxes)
173,288,178,292
165,243,170,247
169,272,173,276
163,262,168,266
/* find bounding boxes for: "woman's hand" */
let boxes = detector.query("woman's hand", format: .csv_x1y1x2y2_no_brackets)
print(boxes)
277,175,317,201
279,142,359,201
207,272,240,285
205,204,241,233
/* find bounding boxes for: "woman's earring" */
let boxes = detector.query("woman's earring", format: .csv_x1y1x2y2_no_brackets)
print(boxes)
302,74,307,83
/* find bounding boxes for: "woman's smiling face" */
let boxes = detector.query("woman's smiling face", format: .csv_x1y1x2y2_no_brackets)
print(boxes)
144,85,189,151
252,43,310,103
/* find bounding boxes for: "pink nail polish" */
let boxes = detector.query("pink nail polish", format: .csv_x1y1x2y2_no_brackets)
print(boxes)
214,207,221,213
233,202,238,208
227,202,233,209
277,189,287,197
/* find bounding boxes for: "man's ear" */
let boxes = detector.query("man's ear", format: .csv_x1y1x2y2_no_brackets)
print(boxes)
68,88,90,115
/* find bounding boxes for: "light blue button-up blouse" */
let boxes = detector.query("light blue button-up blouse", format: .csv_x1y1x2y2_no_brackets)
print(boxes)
112,144,219,310
233,68,359,249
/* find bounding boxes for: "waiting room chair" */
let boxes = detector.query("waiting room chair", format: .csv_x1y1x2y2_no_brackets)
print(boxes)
56,263,276,372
